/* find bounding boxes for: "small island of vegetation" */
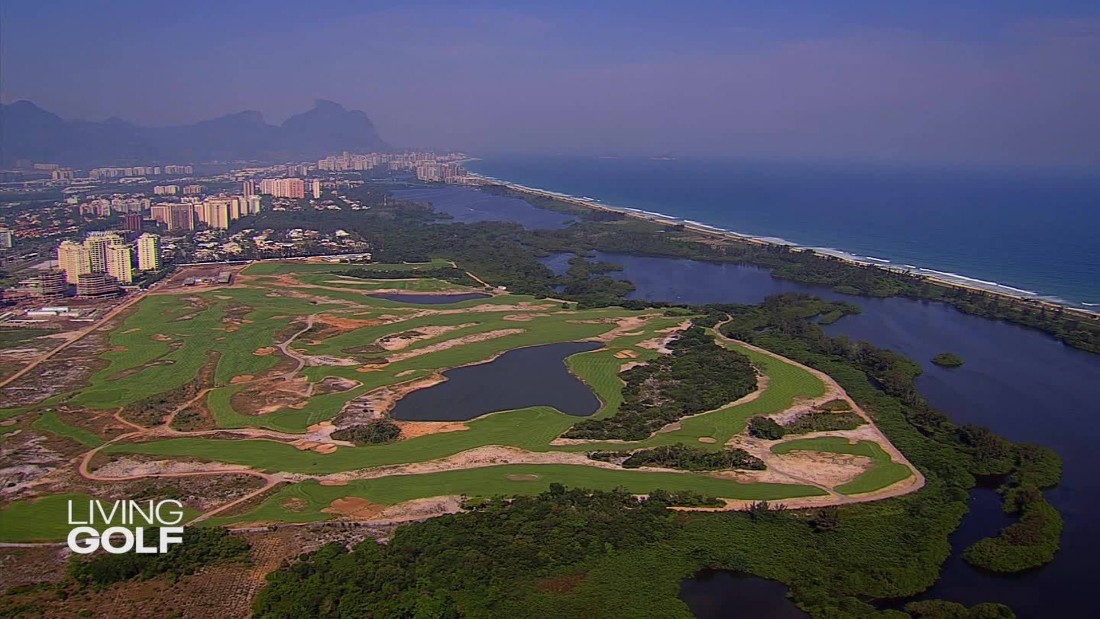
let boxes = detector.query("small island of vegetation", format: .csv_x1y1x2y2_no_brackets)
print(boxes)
932,352,966,368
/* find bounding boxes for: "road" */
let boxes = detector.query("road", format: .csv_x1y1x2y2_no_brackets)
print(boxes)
0,290,148,391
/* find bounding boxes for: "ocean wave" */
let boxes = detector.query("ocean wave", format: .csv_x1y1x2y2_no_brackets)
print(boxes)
863,256,892,263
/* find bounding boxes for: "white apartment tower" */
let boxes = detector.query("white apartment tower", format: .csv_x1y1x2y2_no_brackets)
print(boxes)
105,244,134,284
57,240,91,284
84,232,124,273
137,233,161,271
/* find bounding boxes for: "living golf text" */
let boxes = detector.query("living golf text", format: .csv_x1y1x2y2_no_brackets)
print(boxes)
66,499,185,554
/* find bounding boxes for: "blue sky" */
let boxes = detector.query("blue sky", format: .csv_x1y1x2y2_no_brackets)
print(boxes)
2,1,1098,167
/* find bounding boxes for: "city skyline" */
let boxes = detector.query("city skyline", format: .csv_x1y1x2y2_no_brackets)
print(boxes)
2,1,1099,169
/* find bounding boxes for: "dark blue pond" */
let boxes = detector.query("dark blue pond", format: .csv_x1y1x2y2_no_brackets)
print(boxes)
369,293,491,305
590,252,1100,619
392,185,576,229
390,341,603,421
680,571,809,619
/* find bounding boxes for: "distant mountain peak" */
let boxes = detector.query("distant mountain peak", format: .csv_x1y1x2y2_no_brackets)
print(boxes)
1,100,389,166
311,99,346,111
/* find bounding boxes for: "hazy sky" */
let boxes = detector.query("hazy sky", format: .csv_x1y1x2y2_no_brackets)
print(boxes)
2,0,1099,168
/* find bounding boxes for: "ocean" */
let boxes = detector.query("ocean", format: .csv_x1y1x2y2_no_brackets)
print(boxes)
467,155,1100,308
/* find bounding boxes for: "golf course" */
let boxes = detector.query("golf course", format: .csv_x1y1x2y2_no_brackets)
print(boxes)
0,260,921,540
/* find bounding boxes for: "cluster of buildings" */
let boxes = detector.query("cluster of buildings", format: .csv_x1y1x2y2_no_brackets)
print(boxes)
44,231,160,298
153,184,205,195
148,193,263,231
90,165,193,180
414,162,468,183
316,151,468,173
236,177,321,199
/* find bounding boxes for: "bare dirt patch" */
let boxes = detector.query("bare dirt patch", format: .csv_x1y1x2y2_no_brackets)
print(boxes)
386,329,525,363
230,374,254,384
502,313,550,322
396,420,470,439
253,347,276,356
770,450,874,488
323,496,387,520
377,323,474,351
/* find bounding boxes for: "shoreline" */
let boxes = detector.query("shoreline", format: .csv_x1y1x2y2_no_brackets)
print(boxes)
467,172,1100,321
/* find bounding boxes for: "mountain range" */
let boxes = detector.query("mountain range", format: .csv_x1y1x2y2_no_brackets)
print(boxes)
0,99,390,167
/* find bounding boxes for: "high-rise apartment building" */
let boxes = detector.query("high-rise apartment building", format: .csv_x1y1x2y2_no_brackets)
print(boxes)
243,180,256,196
199,198,232,229
124,213,144,232
258,178,305,198
168,204,195,231
150,204,172,225
247,195,262,215
57,240,91,284
83,232,124,273
137,233,161,271
311,179,322,199
106,244,134,284
0,228,14,249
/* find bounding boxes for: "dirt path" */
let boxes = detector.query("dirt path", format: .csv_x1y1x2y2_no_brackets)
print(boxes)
0,290,147,390
712,321,926,501
276,314,317,381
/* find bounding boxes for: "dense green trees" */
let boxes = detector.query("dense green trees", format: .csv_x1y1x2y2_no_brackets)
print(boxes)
331,420,402,445
564,325,757,440
254,488,683,618
68,527,249,588
962,487,1063,573
783,412,864,435
931,353,965,368
589,444,765,471
748,416,786,439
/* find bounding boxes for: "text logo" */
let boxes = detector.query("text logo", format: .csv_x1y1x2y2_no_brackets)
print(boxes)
66,499,185,554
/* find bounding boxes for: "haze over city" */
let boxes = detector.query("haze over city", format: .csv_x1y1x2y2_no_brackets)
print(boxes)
2,0,1099,168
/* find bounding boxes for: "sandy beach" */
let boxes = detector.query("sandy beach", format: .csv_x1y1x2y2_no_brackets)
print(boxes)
470,173,1100,321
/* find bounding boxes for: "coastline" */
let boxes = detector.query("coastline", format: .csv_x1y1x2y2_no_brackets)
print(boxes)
467,172,1100,321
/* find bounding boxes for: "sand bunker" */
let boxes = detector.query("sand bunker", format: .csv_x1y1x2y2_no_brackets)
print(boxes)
323,497,387,520
377,324,474,351
502,313,550,322
614,349,639,359
396,421,469,439
230,374,254,384
254,347,276,356
507,474,540,481
771,451,874,488
386,329,525,363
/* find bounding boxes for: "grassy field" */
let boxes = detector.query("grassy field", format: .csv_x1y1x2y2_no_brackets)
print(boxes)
241,258,453,276
771,437,912,495
3,260,912,533
205,466,825,527
32,411,103,447
0,493,199,542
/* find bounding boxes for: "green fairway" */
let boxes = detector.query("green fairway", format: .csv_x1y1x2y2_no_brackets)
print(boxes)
7,259,913,531
241,259,453,276
33,412,103,447
0,494,199,542
771,437,912,495
106,338,830,475
204,465,825,527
